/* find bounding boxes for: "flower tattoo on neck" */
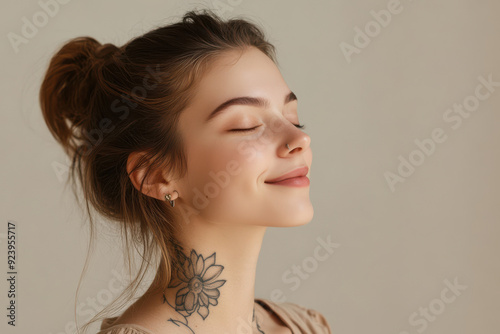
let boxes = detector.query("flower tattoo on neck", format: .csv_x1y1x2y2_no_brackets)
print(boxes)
166,249,226,320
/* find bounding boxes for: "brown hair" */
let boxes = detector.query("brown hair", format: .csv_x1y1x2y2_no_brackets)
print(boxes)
38,8,277,333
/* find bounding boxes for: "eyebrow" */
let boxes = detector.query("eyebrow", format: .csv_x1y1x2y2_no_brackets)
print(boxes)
205,91,297,122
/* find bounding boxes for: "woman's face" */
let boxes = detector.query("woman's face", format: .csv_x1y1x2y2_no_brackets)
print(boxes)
173,46,313,228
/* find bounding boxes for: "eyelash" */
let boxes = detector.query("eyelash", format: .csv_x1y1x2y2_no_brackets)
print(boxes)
230,123,305,132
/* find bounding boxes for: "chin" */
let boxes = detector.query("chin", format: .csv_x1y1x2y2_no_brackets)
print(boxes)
275,205,314,227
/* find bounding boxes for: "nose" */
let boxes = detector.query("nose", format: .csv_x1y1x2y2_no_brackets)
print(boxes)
281,126,311,156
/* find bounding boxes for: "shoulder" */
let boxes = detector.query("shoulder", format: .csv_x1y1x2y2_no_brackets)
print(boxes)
255,298,332,334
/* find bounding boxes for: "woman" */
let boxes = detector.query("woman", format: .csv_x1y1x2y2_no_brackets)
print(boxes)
39,8,332,334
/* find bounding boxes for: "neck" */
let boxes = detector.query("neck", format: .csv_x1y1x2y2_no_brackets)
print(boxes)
147,216,267,333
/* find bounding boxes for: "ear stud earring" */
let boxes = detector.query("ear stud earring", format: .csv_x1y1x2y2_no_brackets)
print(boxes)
165,190,179,207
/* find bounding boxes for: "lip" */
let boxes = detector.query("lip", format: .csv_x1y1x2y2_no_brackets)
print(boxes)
264,176,310,187
265,166,309,183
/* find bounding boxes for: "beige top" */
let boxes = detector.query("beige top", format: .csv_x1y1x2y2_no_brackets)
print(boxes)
97,298,332,334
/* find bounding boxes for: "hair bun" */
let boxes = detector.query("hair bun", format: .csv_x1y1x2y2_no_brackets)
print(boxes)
39,36,116,157
95,42,120,60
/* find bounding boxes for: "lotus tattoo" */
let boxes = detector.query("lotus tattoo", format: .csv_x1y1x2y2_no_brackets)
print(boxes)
168,249,226,320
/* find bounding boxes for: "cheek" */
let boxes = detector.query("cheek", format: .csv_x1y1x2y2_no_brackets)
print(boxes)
181,136,270,213
197,138,268,187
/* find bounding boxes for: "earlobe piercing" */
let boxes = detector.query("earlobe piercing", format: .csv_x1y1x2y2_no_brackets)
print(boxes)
165,190,179,208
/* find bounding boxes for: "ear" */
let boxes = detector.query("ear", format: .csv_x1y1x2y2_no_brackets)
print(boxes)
126,151,177,201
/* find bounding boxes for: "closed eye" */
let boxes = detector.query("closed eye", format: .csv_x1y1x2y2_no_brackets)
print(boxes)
230,123,305,132
230,125,261,132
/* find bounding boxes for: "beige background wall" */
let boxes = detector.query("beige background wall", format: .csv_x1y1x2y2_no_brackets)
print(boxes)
1,0,499,333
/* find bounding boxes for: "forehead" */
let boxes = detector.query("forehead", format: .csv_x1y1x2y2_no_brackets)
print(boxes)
184,46,289,119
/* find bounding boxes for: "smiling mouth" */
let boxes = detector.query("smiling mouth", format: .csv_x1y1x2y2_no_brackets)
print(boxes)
265,166,309,183
264,165,310,187
264,176,310,187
